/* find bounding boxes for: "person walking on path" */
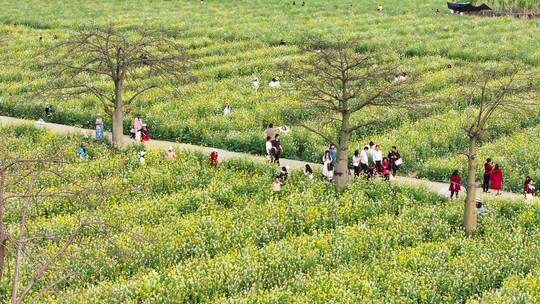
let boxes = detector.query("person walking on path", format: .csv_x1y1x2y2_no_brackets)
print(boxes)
210,150,219,167
360,146,369,175
329,144,337,166
449,170,462,199
388,146,402,177
271,134,283,165
373,145,383,174
141,124,151,142
265,136,273,163
322,150,334,180
133,114,143,141
381,157,391,181
524,176,535,201
352,149,361,177
483,158,493,193
490,164,503,195
95,115,104,140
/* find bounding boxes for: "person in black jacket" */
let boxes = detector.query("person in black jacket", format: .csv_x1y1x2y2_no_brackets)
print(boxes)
387,146,401,177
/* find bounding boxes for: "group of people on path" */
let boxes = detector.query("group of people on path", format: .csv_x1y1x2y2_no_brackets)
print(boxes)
130,114,151,142
447,158,535,201
322,142,402,182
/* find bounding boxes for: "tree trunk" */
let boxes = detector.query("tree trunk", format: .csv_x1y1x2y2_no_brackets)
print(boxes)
464,136,478,236
334,113,351,191
111,82,124,146
0,170,6,280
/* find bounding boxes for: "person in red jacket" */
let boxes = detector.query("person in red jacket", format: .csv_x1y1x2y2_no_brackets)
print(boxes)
482,158,493,193
524,176,535,201
381,157,391,181
449,170,461,199
490,164,503,195
210,150,219,167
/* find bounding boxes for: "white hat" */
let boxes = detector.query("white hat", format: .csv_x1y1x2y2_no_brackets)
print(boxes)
167,146,173,151
140,151,146,156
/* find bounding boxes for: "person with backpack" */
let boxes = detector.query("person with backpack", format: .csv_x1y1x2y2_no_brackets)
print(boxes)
322,150,334,180
449,170,462,199
210,150,219,167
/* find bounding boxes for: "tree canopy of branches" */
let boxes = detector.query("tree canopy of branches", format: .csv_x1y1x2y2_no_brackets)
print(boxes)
0,155,123,304
283,38,421,190
457,62,538,236
40,25,192,146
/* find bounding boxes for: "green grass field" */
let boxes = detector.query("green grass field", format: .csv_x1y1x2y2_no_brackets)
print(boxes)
1,3,540,300
1,125,540,303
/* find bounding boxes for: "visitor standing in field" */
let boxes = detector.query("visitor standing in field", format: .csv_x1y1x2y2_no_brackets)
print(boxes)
388,146,402,177
360,146,369,175
265,123,277,139
449,170,461,199
45,103,52,116
165,146,176,160
139,151,146,165
524,176,535,201
373,145,383,174
133,114,143,141
223,103,231,116
253,78,260,91
490,164,503,195
269,77,281,88
271,134,283,165
329,144,337,166
322,150,334,180
483,158,493,193
95,114,104,140
210,150,219,167
141,124,150,142
476,198,487,215
352,149,361,177
272,177,282,194
381,157,391,181
304,164,313,180
279,166,289,181
265,136,273,162
76,142,89,160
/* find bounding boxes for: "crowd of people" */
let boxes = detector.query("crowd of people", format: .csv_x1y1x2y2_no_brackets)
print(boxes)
63,106,537,201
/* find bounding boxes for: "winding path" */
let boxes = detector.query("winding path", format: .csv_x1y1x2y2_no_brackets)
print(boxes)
1,115,525,200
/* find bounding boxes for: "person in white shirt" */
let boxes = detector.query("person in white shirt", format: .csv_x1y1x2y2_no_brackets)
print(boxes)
322,150,334,180
265,136,273,162
252,78,260,91
373,145,383,174
360,146,369,174
223,103,231,116
139,151,146,165
352,149,361,177
269,77,281,88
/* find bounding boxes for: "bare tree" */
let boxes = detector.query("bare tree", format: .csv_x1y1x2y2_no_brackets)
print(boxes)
39,24,192,146
283,38,421,190
458,63,537,236
0,156,122,303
